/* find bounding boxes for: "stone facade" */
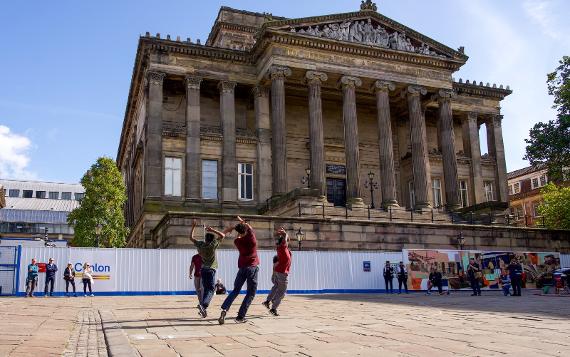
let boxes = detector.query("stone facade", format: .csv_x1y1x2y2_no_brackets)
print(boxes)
117,4,528,249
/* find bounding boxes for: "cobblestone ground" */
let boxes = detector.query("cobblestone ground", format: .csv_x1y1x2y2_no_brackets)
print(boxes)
0,293,569,356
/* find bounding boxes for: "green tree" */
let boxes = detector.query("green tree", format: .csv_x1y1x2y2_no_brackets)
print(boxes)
68,157,129,247
538,183,570,230
524,56,570,181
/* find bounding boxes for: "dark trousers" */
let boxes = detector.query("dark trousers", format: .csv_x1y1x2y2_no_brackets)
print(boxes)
470,279,481,295
44,276,55,295
200,267,216,309
398,278,408,293
82,279,92,294
384,277,393,293
65,279,76,294
436,281,443,294
511,277,522,296
222,266,259,318
26,278,37,296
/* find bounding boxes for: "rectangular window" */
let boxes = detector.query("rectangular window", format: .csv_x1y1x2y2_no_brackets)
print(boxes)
540,175,547,187
484,181,495,201
23,190,33,198
48,191,59,200
164,157,182,196
202,160,218,199
459,180,469,208
61,192,72,200
531,177,539,189
514,182,520,194
508,185,513,195
74,193,85,201
408,180,415,208
8,189,20,198
532,202,541,217
35,191,46,199
432,179,442,208
238,163,253,200
515,206,524,220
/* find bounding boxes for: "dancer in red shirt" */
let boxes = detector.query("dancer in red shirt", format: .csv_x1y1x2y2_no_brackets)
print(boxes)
262,227,291,316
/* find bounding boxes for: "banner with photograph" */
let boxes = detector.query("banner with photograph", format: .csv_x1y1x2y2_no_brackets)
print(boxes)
403,249,560,291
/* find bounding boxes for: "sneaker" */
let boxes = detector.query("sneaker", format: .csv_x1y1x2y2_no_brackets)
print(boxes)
198,305,207,318
74,294,77,297
269,309,279,316
235,316,247,324
218,310,227,325
262,301,270,310
84,294,87,297
90,294,94,297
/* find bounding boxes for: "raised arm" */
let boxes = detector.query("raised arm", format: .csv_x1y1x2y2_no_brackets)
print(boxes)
206,226,226,241
237,216,252,230
189,219,199,244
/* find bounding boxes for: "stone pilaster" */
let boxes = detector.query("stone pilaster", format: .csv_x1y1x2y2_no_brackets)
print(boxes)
219,80,237,202
490,115,508,202
372,80,399,208
145,71,166,198
305,71,328,197
253,86,273,204
185,76,202,200
466,112,485,204
339,76,364,207
269,66,291,195
407,85,431,209
437,89,460,210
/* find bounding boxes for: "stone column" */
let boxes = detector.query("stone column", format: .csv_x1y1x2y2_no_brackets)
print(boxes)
466,112,485,204
437,89,460,210
305,71,328,196
253,86,273,203
269,66,291,195
490,115,508,202
373,80,399,208
339,76,364,207
185,76,202,200
219,81,237,202
144,71,166,198
407,85,431,209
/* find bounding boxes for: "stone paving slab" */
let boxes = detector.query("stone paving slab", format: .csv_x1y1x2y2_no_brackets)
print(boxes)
1,293,570,356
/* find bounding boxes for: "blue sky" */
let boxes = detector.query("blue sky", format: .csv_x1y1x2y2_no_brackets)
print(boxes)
0,0,569,183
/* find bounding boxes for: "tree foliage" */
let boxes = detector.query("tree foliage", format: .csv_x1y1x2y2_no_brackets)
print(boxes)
524,56,570,182
68,157,129,247
537,183,570,230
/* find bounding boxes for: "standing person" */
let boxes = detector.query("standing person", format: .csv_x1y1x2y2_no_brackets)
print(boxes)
431,268,444,295
397,261,408,294
500,271,511,296
25,258,39,297
82,263,94,297
219,216,260,324
262,227,292,316
44,258,58,297
467,258,482,296
508,258,523,296
63,263,77,297
189,219,228,318
383,261,394,294
189,253,203,307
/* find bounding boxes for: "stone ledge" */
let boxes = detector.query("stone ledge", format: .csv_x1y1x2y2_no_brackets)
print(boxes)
100,310,139,357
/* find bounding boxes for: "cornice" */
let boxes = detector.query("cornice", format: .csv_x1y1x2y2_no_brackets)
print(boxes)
143,37,252,63
453,81,512,100
206,22,260,46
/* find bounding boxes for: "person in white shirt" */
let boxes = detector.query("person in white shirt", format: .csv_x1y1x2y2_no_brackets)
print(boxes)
82,263,94,297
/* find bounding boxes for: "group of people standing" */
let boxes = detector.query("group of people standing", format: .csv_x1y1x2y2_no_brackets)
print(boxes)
189,216,292,324
25,258,95,297
467,257,524,297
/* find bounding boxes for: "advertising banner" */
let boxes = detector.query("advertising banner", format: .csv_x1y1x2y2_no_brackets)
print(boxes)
69,249,116,291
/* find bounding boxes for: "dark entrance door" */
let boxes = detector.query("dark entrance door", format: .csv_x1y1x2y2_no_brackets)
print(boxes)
327,178,346,207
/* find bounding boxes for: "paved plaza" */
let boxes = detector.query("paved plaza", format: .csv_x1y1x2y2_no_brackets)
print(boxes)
0,292,569,356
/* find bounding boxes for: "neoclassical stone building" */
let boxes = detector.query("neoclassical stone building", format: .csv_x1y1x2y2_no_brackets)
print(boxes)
117,2,516,248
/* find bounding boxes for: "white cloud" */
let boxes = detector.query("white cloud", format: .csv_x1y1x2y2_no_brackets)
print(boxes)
523,0,561,40
0,125,37,179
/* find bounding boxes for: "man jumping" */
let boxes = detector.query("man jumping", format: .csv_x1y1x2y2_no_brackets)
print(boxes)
263,227,292,316
218,216,260,324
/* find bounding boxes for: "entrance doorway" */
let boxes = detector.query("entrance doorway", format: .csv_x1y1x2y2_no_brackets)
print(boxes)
327,178,346,207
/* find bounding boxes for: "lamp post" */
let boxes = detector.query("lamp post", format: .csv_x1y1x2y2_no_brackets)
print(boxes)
95,223,103,248
295,228,305,251
300,168,311,188
364,171,379,209
457,232,465,250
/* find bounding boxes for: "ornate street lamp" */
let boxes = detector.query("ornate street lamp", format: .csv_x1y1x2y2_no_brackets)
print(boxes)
301,168,311,188
457,232,465,250
295,228,305,251
95,223,103,248
364,171,379,209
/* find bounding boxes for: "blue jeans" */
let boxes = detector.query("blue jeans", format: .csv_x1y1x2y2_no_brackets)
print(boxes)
200,267,216,309
221,266,259,318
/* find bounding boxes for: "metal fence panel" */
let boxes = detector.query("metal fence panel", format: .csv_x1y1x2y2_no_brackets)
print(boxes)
561,254,570,268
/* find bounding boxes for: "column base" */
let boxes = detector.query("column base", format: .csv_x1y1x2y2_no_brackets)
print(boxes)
414,202,432,211
382,200,400,209
445,203,462,212
347,198,365,209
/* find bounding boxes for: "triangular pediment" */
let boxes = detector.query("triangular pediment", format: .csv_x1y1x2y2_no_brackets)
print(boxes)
265,11,466,61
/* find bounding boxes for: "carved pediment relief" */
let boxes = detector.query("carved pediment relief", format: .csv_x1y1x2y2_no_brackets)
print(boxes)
287,18,447,58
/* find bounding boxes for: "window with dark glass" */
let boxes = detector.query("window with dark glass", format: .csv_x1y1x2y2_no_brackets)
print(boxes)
49,191,59,199
36,191,46,199
8,189,20,197
75,193,85,201
23,190,33,198
61,192,72,200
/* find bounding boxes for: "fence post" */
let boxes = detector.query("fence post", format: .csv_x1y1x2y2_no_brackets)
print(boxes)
507,215,510,226
470,212,474,225
431,209,434,223
389,207,393,222
488,212,493,225
368,205,371,220
451,213,454,224
410,209,413,222
298,202,301,217
322,203,325,219
542,216,545,227
345,205,348,219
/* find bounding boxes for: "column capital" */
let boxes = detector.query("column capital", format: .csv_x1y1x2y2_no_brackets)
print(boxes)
339,76,362,89
218,80,237,94
185,76,202,90
268,66,292,80
305,71,328,85
467,111,478,121
491,114,504,127
147,71,166,86
435,89,456,102
252,85,270,98
372,80,395,93
407,85,427,97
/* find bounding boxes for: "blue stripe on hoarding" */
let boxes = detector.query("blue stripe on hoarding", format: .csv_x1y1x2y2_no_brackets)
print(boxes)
14,245,22,295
